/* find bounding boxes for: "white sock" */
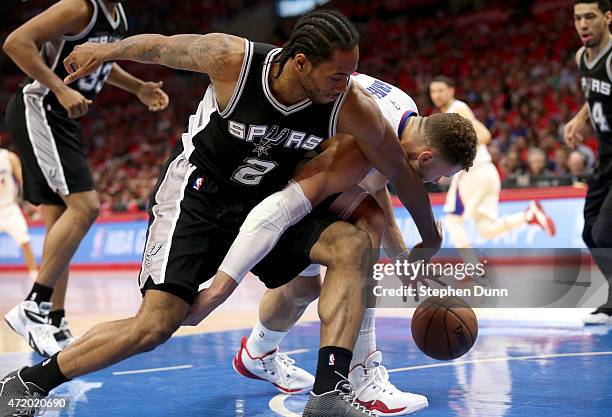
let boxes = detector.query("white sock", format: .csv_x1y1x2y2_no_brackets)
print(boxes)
219,181,312,283
246,320,288,357
350,308,377,369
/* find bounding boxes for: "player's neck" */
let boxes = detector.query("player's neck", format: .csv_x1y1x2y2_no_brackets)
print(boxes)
268,62,309,106
588,31,612,58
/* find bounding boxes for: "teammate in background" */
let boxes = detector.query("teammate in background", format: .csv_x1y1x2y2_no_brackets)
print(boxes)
0,11,447,417
429,76,556,257
565,0,612,325
3,0,169,357
214,73,476,416
0,148,38,279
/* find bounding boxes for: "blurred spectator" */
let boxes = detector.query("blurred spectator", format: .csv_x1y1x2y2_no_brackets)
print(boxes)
567,150,591,185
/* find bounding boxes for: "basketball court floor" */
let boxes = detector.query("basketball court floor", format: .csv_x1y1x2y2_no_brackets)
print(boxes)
1,270,611,417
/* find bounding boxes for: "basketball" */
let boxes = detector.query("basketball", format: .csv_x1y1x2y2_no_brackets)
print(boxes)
411,296,478,360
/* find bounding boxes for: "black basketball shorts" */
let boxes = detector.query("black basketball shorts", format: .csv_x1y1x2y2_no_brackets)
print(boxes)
5,89,94,206
138,143,337,304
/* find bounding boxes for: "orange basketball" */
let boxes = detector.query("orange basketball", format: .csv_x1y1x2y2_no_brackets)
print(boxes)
411,296,478,360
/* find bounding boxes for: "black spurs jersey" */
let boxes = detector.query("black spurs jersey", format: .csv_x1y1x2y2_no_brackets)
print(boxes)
185,41,350,201
579,41,612,157
22,0,128,111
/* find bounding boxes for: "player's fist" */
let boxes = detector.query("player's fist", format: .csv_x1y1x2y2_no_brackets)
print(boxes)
563,115,588,149
63,42,109,84
137,81,169,112
54,86,92,119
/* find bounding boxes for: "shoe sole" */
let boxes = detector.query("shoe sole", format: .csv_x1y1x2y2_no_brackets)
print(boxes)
367,401,429,416
232,354,308,394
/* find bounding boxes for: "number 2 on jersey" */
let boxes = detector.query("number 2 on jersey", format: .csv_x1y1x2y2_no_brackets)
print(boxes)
590,101,610,132
232,158,277,186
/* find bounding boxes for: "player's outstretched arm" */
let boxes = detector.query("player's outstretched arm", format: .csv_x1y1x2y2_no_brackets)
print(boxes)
107,63,169,112
63,33,245,85
338,87,442,253
4,0,94,118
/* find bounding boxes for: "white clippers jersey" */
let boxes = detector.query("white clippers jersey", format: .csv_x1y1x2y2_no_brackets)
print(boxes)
446,99,492,165
352,73,419,189
0,150,17,207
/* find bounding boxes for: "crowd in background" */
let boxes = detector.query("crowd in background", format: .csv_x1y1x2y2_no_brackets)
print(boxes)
0,0,597,218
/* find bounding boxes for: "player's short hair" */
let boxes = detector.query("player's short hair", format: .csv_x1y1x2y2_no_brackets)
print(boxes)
574,0,611,13
430,75,455,88
275,10,359,78
424,113,477,171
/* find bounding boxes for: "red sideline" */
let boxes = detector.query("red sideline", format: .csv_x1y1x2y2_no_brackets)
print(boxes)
0,263,142,273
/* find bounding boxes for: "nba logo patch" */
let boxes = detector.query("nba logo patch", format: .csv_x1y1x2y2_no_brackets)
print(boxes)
328,353,335,366
193,176,204,190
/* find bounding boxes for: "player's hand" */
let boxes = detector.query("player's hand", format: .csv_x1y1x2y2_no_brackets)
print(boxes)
563,116,588,149
63,42,109,84
414,220,443,262
53,85,92,119
137,81,169,112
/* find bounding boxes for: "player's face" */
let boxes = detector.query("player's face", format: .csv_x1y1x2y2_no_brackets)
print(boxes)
298,47,359,104
574,4,612,47
429,82,454,110
415,151,463,183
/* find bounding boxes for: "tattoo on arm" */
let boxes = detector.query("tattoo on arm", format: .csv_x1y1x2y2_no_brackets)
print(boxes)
109,33,231,77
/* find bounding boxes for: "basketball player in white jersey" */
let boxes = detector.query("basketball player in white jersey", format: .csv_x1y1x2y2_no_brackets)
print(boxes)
429,76,556,252
0,148,38,279
185,73,477,416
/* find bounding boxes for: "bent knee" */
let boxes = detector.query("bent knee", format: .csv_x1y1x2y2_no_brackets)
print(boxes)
314,222,372,266
287,277,322,305
132,317,180,352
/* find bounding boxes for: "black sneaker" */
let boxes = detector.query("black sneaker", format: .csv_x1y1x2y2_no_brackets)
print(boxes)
303,380,374,417
583,306,612,325
0,367,48,417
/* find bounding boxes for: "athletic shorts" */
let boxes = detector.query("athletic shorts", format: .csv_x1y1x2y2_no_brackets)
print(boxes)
5,89,94,206
138,143,337,304
584,157,612,229
443,162,500,220
0,204,30,245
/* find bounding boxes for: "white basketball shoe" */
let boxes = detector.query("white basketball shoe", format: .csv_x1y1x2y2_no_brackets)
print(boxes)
4,301,63,357
232,336,314,394
349,351,428,416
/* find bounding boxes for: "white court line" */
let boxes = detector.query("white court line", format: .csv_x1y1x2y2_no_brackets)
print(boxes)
387,351,612,373
268,351,612,417
269,394,301,417
112,364,193,376
282,349,309,355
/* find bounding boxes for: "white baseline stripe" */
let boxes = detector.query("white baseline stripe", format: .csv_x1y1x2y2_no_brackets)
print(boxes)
269,395,301,417
112,364,193,376
282,348,309,356
388,351,612,373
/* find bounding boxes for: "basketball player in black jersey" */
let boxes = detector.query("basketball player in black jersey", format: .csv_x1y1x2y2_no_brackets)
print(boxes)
0,11,441,417
565,0,612,325
3,0,168,357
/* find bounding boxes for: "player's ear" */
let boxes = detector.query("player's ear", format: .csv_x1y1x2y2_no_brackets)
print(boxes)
418,151,434,167
294,53,311,73
605,10,612,24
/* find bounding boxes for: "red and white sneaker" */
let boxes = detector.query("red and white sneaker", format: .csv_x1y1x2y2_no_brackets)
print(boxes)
349,351,428,416
525,200,556,237
232,336,314,394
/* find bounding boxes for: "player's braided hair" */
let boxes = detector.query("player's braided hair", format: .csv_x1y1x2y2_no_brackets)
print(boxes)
574,0,611,12
424,113,478,171
274,10,359,78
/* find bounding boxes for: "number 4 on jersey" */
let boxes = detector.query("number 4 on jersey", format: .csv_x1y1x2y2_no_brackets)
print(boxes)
590,101,610,132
